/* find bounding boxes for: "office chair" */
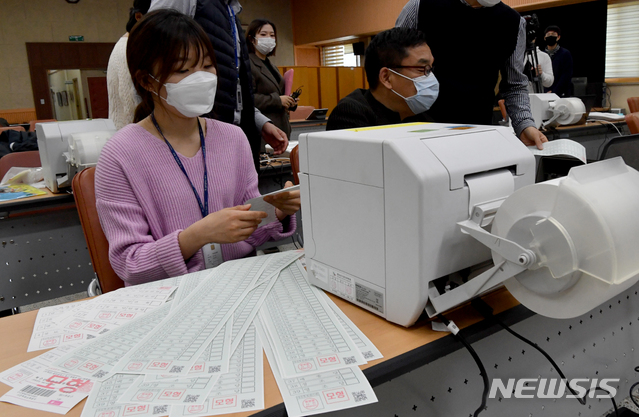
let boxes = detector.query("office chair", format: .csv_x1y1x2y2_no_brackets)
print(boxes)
628,97,639,114
28,119,57,132
290,144,300,185
599,133,639,171
72,167,124,295
0,150,41,179
626,113,639,135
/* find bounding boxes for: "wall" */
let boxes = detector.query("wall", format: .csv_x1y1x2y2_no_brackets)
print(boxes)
238,0,295,68
0,0,295,112
278,66,367,114
610,84,639,113
0,0,132,111
291,0,599,46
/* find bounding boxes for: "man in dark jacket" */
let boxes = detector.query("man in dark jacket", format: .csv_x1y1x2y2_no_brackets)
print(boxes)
327,28,435,131
543,25,574,98
397,0,547,149
148,0,288,169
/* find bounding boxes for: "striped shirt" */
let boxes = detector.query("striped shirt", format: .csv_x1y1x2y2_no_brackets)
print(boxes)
396,0,535,136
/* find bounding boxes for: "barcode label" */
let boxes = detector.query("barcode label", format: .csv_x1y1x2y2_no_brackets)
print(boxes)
20,385,55,397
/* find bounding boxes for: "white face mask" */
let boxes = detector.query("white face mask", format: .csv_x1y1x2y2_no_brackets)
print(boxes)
389,69,440,114
151,71,217,118
255,38,276,55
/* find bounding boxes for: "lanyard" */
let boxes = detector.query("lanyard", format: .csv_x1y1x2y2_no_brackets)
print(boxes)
226,5,240,75
151,113,209,218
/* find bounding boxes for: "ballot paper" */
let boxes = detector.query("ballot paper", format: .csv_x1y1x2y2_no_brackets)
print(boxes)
111,252,301,377
0,367,93,414
117,373,220,406
54,286,177,326
80,373,170,417
54,302,174,381
256,320,378,417
258,261,367,378
246,185,300,227
318,290,383,362
169,325,264,417
0,343,86,388
27,301,90,352
528,139,587,164
169,270,210,311
143,319,233,381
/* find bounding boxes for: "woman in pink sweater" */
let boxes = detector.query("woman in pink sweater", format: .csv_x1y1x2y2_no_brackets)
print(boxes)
95,10,299,286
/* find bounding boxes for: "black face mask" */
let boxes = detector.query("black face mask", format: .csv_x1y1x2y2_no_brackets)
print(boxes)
545,36,558,47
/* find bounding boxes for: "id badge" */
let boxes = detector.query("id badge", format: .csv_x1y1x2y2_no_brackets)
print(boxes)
236,82,243,111
202,243,224,269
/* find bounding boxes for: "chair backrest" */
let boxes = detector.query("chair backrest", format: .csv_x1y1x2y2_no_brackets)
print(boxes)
600,133,639,171
628,97,639,114
0,150,41,180
29,119,57,132
72,167,124,293
289,106,315,121
0,125,25,133
290,144,300,185
625,113,639,135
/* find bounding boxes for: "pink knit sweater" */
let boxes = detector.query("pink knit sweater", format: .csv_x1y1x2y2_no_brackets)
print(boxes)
95,118,295,285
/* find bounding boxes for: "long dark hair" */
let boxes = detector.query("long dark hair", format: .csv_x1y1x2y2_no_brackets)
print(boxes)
246,19,277,57
126,9,218,123
125,0,151,33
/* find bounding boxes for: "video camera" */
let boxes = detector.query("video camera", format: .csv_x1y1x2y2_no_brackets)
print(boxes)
522,14,540,46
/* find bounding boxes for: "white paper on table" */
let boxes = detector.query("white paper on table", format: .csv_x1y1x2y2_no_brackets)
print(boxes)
27,301,90,352
54,302,173,381
169,270,211,311
258,260,366,378
54,286,177,326
169,324,264,417
0,343,86,388
0,367,93,414
246,185,300,227
528,139,587,164
80,373,171,417
256,319,377,417
143,318,233,382
111,253,300,377
316,289,383,361
117,373,221,406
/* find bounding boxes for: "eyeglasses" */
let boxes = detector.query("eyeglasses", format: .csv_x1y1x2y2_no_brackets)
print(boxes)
392,65,434,77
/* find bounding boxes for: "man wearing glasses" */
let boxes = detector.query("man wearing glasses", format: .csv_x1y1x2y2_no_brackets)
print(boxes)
397,0,547,149
327,28,437,131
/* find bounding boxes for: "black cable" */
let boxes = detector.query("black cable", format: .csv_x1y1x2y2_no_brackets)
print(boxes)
437,314,489,417
471,298,619,416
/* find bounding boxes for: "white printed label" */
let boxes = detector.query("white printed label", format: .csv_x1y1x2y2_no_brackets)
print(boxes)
202,243,223,269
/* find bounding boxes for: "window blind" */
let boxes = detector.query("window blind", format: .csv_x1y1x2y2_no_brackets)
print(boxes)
606,1,639,78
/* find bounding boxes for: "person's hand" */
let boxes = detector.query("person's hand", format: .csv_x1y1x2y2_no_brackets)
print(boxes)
519,126,547,150
280,95,296,109
535,65,542,75
262,122,288,155
263,181,300,221
199,205,267,244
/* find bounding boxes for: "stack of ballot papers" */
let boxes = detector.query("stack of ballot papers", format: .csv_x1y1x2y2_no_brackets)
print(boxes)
0,250,382,417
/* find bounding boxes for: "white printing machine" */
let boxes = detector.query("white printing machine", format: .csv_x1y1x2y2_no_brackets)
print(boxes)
36,119,116,192
299,123,639,327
